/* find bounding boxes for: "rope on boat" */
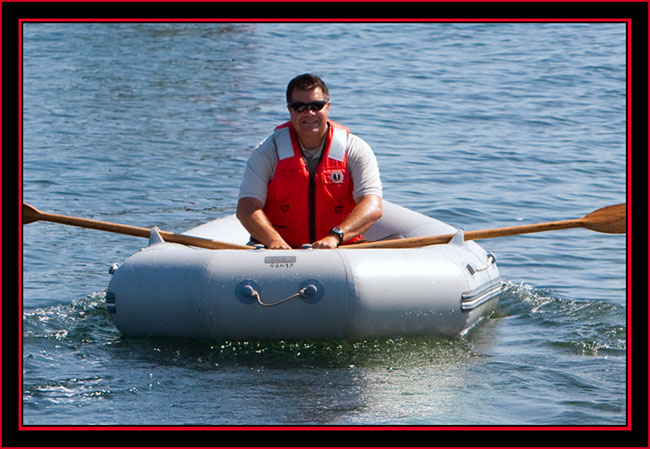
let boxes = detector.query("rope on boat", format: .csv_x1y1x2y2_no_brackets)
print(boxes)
250,287,312,307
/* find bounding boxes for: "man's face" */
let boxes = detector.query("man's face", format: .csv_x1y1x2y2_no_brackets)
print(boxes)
288,87,330,144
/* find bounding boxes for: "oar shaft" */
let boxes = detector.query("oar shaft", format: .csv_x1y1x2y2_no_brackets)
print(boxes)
157,231,250,250
37,210,152,238
348,218,585,249
25,206,251,250
464,218,583,240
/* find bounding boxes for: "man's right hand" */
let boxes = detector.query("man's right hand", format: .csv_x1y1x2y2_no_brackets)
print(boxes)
267,238,292,250
237,197,293,250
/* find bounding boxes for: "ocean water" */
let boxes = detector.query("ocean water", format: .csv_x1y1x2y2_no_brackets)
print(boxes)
19,22,628,428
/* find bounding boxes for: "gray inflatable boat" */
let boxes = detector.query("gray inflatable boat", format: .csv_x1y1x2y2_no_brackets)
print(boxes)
106,200,502,340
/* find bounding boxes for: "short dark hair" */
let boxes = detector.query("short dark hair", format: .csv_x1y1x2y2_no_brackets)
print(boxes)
286,73,329,103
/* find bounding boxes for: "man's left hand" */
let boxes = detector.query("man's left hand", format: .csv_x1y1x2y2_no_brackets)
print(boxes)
311,235,340,249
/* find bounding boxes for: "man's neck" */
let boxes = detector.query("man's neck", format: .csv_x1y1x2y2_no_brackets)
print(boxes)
296,123,329,150
298,134,325,151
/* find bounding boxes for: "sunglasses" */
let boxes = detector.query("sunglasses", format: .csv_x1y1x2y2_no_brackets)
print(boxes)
288,100,328,113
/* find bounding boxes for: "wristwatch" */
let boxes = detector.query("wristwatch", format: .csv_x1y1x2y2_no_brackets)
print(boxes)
328,227,344,245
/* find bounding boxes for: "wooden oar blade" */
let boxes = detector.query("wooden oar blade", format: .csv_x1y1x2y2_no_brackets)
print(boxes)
22,202,42,225
581,203,626,234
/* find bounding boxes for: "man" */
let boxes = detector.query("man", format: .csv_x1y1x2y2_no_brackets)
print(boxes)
237,74,382,249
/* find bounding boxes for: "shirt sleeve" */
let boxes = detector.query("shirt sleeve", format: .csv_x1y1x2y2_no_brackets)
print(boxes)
346,133,383,202
238,134,278,206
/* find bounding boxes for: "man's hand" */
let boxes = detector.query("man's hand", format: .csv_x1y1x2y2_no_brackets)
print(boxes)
267,238,292,250
311,235,340,249
237,197,292,250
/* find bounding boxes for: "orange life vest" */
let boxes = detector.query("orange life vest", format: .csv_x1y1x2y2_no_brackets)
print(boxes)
263,121,361,248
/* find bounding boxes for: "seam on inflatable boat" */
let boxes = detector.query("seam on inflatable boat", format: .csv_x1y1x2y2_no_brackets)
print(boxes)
334,249,356,339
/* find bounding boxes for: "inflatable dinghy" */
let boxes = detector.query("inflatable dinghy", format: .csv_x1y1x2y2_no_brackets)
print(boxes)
106,200,502,339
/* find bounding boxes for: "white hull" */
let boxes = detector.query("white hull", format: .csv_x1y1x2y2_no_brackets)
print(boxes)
107,201,502,339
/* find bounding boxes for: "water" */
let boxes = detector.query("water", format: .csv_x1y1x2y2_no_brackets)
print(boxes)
20,22,628,427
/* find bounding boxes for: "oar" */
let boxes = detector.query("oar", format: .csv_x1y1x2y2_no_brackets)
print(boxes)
22,202,625,251
22,202,253,250
347,203,626,249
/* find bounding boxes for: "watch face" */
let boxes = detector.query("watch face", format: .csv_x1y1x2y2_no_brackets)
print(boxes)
330,227,344,243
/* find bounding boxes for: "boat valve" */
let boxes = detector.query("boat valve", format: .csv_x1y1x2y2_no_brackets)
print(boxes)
241,285,257,297
299,284,318,298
